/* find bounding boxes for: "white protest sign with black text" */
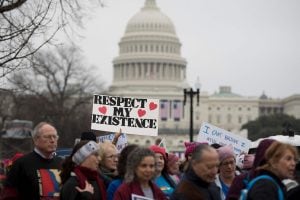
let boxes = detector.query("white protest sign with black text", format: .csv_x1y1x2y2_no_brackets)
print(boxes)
91,94,159,136
197,122,251,154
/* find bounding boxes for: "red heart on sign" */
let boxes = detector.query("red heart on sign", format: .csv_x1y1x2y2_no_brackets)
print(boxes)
98,106,107,114
149,102,157,110
138,109,146,117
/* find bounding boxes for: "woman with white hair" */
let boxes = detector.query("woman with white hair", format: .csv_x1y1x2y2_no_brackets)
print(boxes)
215,145,237,200
60,141,106,200
98,141,119,186
113,147,166,200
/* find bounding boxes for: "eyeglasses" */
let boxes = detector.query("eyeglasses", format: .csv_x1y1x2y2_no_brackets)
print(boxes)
105,154,118,159
41,135,59,140
220,160,235,166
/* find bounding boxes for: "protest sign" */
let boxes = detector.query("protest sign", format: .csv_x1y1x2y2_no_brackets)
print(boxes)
97,133,127,152
131,194,153,200
158,138,168,153
197,122,251,154
91,94,159,136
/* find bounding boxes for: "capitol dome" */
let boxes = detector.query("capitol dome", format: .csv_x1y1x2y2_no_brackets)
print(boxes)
109,0,189,98
125,0,176,35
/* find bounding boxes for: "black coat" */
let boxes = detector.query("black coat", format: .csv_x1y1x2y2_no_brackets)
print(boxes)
247,170,287,200
60,176,102,200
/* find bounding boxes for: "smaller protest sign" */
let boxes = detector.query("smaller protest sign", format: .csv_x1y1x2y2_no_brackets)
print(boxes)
158,138,168,153
131,194,153,200
197,122,251,154
97,133,127,152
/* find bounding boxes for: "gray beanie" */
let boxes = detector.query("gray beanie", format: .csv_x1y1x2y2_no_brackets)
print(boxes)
72,141,99,165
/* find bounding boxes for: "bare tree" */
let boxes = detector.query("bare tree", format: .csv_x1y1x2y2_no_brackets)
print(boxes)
0,88,14,129
0,0,104,78
9,45,104,146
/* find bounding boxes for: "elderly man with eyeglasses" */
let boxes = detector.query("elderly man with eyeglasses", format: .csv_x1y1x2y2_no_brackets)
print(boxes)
1,122,62,200
171,144,221,200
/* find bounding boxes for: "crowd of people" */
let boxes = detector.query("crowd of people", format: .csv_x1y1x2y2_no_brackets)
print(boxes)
0,121,300,200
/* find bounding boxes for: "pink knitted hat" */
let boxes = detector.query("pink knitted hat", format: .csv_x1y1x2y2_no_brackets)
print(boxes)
217,145,235,163
184,142,202,158
167,153,179,165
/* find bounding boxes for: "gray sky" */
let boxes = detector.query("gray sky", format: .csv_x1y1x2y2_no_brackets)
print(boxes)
78,0,300,98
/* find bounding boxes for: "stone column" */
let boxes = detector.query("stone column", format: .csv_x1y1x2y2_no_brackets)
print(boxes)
141,63,145,79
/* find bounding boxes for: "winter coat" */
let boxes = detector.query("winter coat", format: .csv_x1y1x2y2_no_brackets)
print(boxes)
113,180,167,200
246,170,287,200
170,168,221,200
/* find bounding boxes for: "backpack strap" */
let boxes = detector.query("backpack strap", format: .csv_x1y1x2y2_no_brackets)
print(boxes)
246,175,284,200
242,171,251,186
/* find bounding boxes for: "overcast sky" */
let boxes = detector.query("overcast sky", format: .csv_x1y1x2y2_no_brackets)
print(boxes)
78,0,300,98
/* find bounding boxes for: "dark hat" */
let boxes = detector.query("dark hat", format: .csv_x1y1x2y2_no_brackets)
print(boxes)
80,131,97,142
253,139,275,167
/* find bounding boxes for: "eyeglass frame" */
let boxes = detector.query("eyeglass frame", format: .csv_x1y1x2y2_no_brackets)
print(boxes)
39,134,59,140
105,154,119,160
219,159,235,167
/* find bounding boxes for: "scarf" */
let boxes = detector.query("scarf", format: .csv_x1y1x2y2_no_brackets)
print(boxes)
73,166,106,200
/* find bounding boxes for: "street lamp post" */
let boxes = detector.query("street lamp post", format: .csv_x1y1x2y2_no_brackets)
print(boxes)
183,88,200,142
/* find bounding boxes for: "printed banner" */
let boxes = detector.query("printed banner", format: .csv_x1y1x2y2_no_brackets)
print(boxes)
91,95,159,136
197,122,251,154
172,100,182,120
160,100,169,120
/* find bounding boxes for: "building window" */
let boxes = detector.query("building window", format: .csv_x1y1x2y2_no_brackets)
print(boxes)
227,114,232,123
247,115,252,122
238,116,242,124
208,115,212,123
217,115,221,124
145,140,151,145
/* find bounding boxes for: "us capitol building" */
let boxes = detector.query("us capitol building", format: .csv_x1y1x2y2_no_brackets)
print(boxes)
108,0,300,151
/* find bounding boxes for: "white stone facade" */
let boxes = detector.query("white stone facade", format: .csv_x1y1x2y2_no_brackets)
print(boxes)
108,0,300,151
